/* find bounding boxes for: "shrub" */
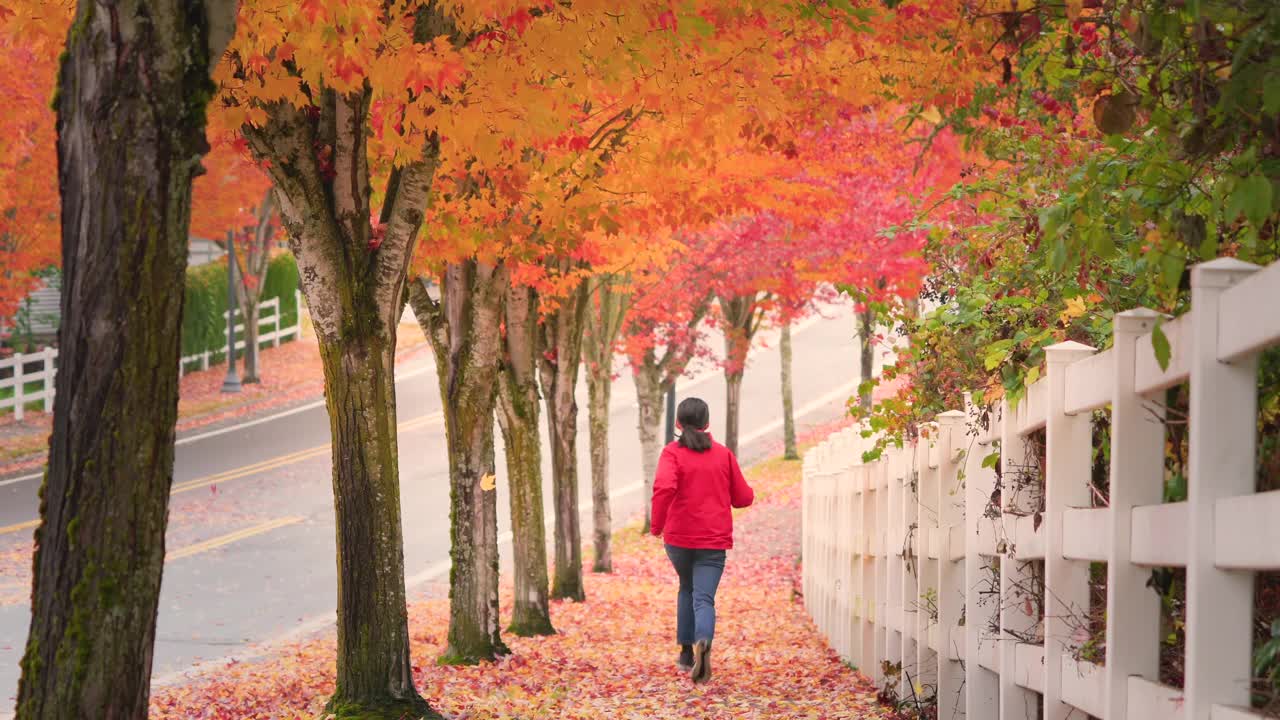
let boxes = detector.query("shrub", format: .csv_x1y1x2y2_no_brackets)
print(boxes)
180,252,299,364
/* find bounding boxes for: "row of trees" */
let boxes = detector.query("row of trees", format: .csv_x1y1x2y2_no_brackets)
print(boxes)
2,1,986,718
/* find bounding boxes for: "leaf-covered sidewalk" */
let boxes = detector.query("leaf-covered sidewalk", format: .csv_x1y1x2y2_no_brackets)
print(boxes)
151,437,885,720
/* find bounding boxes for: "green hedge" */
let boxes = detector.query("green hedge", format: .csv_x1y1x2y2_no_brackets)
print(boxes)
181,253,300,361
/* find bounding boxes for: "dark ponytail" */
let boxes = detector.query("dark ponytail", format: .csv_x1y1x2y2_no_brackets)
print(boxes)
676,397,712,452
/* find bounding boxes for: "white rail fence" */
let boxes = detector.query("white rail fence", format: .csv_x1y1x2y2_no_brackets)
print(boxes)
176,292,303,376
1,291,303,421
802,257,1280,720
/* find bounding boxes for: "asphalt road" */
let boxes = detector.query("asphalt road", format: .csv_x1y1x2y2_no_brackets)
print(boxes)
0,300,863,713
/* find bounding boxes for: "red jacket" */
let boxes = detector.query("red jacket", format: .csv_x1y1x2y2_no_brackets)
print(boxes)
650,437,755,549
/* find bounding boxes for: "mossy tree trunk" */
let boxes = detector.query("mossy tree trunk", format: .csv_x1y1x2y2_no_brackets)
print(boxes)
717,292,766,456
410,269,509,663
780,317,799,459
496,282,555,636
242,78,440,720
315,320,428,718
231,189,275,383
17,3,236,719
582,276,630,573
539,273,590,602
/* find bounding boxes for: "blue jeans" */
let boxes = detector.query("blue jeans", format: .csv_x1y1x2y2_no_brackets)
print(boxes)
664,544,726,644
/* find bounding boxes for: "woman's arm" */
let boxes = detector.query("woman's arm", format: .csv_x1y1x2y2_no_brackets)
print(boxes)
650,445,679,535
728,451,754,508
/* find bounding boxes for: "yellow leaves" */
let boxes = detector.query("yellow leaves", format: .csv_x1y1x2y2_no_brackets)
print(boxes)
480,474,497,492
256,72,304,105
1058,295,1089,326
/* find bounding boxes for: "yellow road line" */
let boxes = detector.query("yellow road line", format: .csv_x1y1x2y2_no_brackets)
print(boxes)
171,444,329,495
166,516,304,562
172,410,442,494
1,410,445,536
0,519,38,536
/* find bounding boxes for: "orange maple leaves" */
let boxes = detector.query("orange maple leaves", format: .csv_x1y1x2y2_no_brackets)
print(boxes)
0,6,68,318
191,142,275,243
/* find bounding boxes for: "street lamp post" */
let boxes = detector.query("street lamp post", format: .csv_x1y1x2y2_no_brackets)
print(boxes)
221,230,242,394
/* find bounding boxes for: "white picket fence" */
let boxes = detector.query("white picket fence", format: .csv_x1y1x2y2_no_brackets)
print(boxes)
1,291,302,421
176,292,303,376
802,257,1280,720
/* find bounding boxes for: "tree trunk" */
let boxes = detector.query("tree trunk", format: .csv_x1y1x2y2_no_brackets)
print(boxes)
582,277,629,573
634,356,666,534
717,292,763,456
241,298,261,381
585,368,612,572
539,279,590,602
496,283,554,636
437,409,504,664
244,85,439,716
317,330,430,718
233,190,274,383
724,369,745,455
17,3,235,718
857,306,876,412
411,269,509,663
780,318,799,459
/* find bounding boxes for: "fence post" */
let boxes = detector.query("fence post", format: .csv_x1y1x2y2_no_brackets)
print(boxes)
1104,308,1167,717
1043,341,1096,720
295,289,304,339
865,455,881,680
874,453,889,685
965,396,1000,718
999,397,1038,720
839,436,854,660
901,442,919,683
936,409,966,720
915,423,939,698
856,461,871,671
803,453,812,617
886,446,906,675
273,296,281,347
41,347,55,412
13,351,25,422
1183,258,1260,720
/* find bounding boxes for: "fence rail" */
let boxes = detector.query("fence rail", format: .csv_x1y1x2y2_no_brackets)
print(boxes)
1,291,303,420
802,257,1279,720
177,292,303,376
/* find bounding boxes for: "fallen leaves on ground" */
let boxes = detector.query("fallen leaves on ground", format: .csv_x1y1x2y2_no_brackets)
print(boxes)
151,426,886,720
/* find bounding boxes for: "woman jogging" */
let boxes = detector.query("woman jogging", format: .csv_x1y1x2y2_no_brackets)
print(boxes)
650,397,755,684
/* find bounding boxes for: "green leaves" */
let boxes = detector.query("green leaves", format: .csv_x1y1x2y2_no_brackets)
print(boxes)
983,339,1015,371
1151,321,1171,372
1227,174,1274,228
